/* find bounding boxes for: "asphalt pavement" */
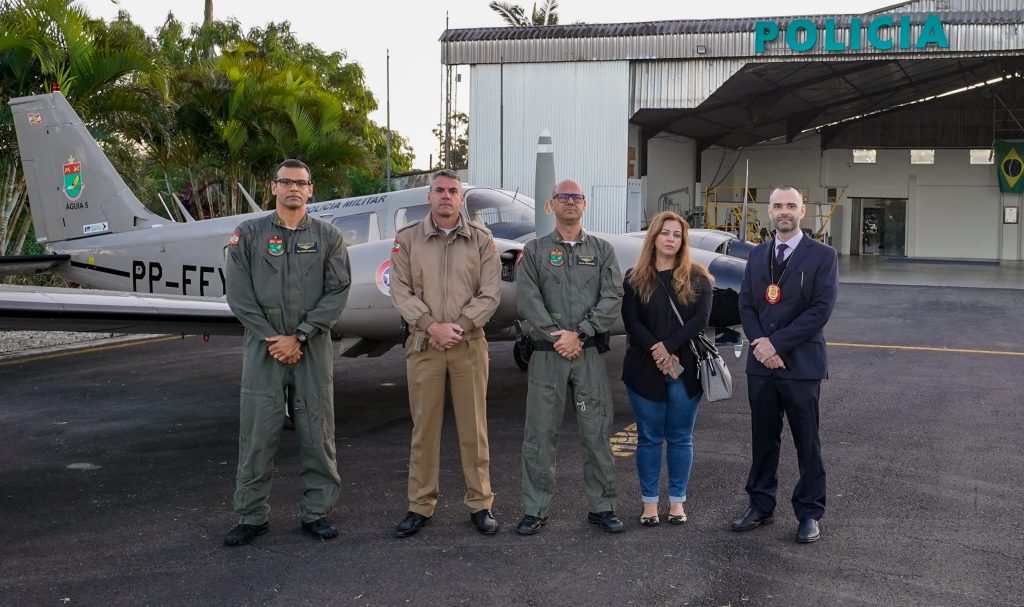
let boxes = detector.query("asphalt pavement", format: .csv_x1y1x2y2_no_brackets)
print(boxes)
1,283,1022,606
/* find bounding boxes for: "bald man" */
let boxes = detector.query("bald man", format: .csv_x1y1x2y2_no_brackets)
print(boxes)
515,179,626,535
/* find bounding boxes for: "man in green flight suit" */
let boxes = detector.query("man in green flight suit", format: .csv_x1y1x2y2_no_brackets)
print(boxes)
223,159,352,546
515,178,626,535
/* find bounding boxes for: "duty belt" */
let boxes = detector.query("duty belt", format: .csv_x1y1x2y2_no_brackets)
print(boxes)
531,337,597,351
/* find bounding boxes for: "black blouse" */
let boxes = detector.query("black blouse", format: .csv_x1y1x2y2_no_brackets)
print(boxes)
621,268,713,401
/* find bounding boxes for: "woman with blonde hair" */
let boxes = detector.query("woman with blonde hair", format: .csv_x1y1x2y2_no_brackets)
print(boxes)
621,211,713,526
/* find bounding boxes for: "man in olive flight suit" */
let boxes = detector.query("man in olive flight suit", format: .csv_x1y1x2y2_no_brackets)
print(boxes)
223,159,352,546
515,179,626,535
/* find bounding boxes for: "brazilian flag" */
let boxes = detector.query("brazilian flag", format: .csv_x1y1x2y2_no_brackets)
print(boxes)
996,140,1024,193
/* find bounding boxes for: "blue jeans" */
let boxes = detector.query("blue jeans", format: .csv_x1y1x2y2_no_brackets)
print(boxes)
627,379,702,504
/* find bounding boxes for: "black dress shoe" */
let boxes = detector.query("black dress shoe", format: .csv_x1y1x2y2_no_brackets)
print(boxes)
301,517,338,540
587,511,626,533
394,511,431,538
470,509,499,535
515,514,548,536
223,522,269,546
731,507,774,532
796,518,820,543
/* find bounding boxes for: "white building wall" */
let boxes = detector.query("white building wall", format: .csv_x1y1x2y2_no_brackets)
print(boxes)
468,62,631,233
702,140,1010,259
646,135,697,222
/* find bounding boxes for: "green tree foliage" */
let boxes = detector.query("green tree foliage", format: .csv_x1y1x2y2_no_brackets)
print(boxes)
0,0,163,256
488,0,559,26
147,16,415,216
0,2,415,256
432,111,468,170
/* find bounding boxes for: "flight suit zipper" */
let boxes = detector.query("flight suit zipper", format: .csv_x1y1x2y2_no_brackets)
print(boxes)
563,239,576,374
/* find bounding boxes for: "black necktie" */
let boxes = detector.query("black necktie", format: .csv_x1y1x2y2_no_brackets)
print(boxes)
775,242,788,266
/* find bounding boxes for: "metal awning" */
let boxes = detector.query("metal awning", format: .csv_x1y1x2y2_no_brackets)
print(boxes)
631,55,1024,148
445,6,1024,148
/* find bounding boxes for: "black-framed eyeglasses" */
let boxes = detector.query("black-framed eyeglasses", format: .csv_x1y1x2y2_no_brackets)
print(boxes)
553,193,585,202
274,178,313,188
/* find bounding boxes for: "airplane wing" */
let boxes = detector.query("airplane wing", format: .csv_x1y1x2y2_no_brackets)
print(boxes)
0,255,71,277
0,284,242,335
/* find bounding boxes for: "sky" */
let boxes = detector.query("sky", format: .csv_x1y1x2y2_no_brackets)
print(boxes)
76,0,888,170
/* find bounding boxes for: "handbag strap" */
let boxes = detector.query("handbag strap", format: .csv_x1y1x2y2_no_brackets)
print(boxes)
656,276,687,328
657,275,720,359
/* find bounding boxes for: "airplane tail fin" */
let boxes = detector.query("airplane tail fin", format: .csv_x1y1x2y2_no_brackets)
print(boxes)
9,92,163,246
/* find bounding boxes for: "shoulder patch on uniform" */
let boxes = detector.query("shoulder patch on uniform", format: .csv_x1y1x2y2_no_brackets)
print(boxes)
391,239,401,253
227,233,240,245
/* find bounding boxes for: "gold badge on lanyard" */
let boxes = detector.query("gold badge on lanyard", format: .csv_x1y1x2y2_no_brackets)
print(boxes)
765,283,782,304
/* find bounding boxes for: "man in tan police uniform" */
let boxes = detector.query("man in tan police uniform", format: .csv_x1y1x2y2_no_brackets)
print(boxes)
389,169,503,537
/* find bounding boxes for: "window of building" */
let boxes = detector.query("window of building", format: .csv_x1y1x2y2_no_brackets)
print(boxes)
910,149,935,165
970,149,994,164
852,149,876,164
332,212,379,246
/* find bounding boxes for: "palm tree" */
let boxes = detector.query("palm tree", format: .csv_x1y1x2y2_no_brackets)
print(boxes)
488,0,559,26
0,0,163,256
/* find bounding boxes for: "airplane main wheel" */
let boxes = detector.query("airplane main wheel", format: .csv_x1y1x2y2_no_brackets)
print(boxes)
513,342,531,371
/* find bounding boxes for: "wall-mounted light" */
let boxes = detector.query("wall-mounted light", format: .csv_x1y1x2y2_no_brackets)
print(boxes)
696,44,707,55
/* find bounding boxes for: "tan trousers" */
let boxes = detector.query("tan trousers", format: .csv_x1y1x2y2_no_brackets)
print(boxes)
406,336,493,516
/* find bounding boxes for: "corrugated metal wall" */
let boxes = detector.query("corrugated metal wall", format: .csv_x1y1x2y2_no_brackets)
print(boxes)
630,60,747,112
443,13,1023,64
469,61,631,234
886,0,1024,13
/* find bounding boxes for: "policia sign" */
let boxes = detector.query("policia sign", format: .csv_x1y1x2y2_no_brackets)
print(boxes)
754,14,949,54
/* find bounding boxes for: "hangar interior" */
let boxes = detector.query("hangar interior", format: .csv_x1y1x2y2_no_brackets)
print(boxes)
443,0,1024,260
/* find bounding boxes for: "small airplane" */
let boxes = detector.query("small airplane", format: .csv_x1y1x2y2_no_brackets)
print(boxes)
0,92,746,369
627,229,755,260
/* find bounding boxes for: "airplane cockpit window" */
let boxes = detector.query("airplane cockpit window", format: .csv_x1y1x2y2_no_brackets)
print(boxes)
332,212,379,246
463,188,535,240
395,204,431,229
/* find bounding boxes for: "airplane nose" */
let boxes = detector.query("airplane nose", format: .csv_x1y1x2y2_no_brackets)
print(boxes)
707,254,745,328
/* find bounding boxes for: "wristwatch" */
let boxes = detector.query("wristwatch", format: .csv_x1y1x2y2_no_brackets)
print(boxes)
295,329,309,345
575,327,588,343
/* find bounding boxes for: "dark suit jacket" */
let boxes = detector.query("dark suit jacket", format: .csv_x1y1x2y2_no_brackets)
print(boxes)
739,236,838,380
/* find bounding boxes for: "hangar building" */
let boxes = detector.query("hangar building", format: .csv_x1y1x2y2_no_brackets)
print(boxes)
441,0,1024,261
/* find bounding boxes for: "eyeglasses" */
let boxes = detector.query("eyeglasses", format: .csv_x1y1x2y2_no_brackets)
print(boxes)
553,193,585,203
274,178,313,188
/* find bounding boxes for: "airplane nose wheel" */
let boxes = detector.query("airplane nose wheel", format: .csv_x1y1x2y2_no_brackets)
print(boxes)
513,340,531,371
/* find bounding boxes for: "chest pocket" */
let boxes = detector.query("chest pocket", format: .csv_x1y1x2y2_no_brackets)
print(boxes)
573,250,601,291
296,247,323,278
258,249,282,276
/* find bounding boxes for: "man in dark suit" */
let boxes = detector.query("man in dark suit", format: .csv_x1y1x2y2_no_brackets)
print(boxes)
731,185,838,544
